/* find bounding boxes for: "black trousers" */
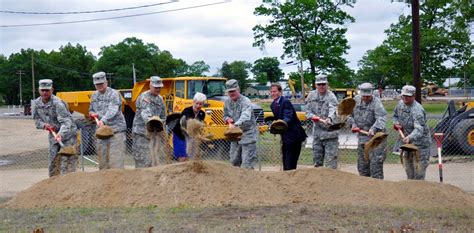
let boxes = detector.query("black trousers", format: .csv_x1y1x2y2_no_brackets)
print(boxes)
281,140,302,170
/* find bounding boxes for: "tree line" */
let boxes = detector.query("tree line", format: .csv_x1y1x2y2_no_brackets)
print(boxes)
0,37,284,105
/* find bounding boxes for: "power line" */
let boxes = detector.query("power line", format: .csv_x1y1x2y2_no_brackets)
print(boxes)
0,1,178,15
34,59,138,81
34,59,90,76
0,1,230,28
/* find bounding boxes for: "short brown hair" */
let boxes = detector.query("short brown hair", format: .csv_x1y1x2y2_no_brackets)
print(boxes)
270,83,282,92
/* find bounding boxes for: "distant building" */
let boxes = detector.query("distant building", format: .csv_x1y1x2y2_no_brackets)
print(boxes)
244,85,270,98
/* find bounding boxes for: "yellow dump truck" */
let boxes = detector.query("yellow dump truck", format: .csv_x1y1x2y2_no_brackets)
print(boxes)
57,77,265,156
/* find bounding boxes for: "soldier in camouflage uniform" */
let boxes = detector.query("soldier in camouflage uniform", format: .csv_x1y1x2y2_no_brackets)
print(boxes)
393,85,432,180
89,72,126,169
348,83,387,179
223,79,258,169
32,79,78,177
132,76,167,168
305,75,340,169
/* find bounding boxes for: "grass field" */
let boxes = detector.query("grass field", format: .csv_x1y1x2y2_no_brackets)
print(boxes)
1,199,472,232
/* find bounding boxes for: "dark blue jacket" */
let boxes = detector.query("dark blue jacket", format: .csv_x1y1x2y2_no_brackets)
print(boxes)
270,96,307,144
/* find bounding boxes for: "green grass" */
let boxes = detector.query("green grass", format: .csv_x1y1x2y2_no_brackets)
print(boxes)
1,204,472,232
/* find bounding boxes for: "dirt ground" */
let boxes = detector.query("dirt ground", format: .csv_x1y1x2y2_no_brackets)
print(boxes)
0,118,48,156
4,161,473,209
1,118,473,231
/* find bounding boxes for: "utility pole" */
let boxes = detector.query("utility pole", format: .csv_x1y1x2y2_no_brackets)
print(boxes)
31,53,35,99
132,63,137,85
411,0,422,103
16,70,26,105
298,38,305,101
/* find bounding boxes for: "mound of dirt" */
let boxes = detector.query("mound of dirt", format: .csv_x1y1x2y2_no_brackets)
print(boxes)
4,161,474,209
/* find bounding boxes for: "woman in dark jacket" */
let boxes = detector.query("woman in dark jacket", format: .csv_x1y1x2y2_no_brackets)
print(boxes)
172,92,206,161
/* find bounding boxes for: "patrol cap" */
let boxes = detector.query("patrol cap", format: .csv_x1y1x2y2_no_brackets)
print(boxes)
359,82,373,96
225,79,239,92
401,85,416,96
315,75,328,84
38,79,53,90
92,71,107,85
150,76,164,87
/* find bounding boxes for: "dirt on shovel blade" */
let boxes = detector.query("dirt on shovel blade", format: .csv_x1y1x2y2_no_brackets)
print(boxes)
96,126,114,139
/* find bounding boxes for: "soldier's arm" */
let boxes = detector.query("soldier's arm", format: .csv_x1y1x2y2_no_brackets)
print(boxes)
32,102,45,130
327,94,338,122
159,96,166,120
234,99,253,126
223,99,232,123
101,90,122,125
55,101,74,137
406,107,426,142
138,94,152,122
392,101,401,126
371,99,387,132
305,92,315,119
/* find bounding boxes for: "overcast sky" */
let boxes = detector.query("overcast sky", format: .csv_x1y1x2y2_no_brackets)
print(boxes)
0,0,410,77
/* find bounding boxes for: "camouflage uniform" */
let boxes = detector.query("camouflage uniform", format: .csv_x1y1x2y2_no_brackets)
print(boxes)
89,86,127,169
33,94,78,177
132,90,167,167
393,90,432,180
348,92,388,179
223,80,258,169
305,89,339,169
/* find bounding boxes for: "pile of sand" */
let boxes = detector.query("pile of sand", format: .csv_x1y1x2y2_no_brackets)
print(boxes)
4,161,474,209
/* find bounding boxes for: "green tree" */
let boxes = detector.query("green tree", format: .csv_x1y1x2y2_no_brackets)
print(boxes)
357,0,473,88
46,43,96,91
218,61,252,90
251,57,283,85
94,37,187,88
183,60,210,76
253,0,355,86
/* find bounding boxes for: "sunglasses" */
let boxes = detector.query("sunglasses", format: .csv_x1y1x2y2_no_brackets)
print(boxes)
39,89,51,92
316,83,327,86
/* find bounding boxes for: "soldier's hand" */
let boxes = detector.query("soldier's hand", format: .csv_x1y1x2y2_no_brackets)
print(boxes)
402,137,410,144
368,129,375,136
351,127,360,133
311,116,320,122
393,124,402,131
97,120,104,127
225,118,234,125
89,112,99,119
44,124,55,132
55,134,62,143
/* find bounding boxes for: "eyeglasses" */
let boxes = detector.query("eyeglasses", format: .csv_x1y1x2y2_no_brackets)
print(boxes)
316,83,327,86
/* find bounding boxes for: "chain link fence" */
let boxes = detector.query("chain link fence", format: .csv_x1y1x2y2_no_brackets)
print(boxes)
0,116,473,198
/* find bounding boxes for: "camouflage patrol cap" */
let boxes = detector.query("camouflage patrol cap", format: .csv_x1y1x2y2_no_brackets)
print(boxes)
38,79,53,90
92,71,107,85
359,82,373,96
315,75,328,84
225,79,239,92
401,85,416,96
150,76,164,87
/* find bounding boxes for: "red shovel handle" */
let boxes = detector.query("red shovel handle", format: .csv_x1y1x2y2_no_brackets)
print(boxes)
434,133,444,148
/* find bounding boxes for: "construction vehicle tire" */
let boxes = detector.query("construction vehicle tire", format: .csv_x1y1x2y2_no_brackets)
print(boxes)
453,118,474,155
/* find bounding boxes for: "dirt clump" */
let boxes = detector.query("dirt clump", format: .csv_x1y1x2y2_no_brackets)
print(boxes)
3,161,474,209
